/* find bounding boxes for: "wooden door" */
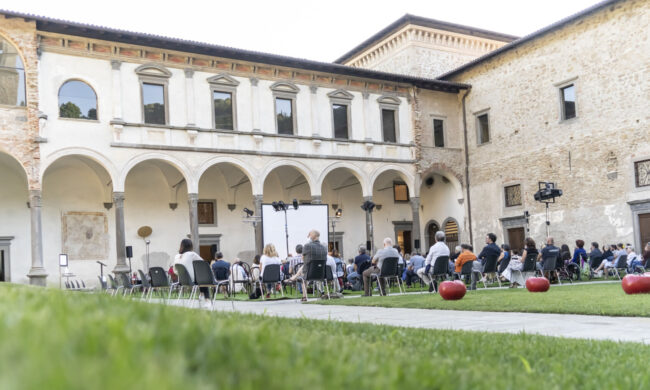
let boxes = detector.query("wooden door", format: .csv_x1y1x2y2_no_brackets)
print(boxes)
640,213,650,249
199,245,212,262
507,227,525,253
403,230,412,254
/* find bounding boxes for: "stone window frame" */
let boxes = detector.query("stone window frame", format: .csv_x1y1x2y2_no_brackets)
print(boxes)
198,199,217,227
270,81,299,135
135,63,172,125
57,78,100,122
554,76,578,123
430,114,447,148
393,181,410,203
631,156,650,190
207,74,239,131
474,108,491,146
503,182,524,209
327,89,354,140
378,95,401,143
0,36,26,108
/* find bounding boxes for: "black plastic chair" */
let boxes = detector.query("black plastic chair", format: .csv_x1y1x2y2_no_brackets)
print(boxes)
460,260,476,287
482,255,499,288
257,263,283,300
297,260,328,300
173,263,194,306
588,256,603,279
117,273,137,296
97,276,108,291
539,255,560,284
370,257,402,295
192,260,222,308
137,269,151,299
212,265,231,298
513,253,538,287
498,254,511,275
148,267,171,302
613,254,628,280
230,262,252,297
106,274,121,296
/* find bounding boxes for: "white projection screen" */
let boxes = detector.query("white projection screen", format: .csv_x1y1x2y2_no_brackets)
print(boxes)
261,204,329,259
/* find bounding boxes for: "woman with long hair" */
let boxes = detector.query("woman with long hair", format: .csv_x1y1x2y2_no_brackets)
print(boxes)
259,244,281,299
173,238,208,303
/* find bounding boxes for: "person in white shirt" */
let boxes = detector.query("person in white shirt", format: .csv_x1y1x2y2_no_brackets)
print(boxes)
417,231,451,292
260,243,281,298
173,238,207,303
326,253,341,292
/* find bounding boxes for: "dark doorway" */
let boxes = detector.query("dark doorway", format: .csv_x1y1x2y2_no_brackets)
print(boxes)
397,230,412,255
0,249,5,282
426,222,440,250
507,227,525,252
640,213,650,250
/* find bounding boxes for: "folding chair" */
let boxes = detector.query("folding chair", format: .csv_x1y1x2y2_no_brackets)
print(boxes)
612,254,628,280
513,253,538,287
423,255,450,293
256,264,283,300
189,260,218,308
117,273,137,296
107,274,122,296
147,266,171,302
212,266,231,298
138,269,151,299
460,260,480,289
482,255,500,288
370,257,403,295
230,262,252,297
172,263,194,306
97,276,108,291
538,255,561,284
297,260,328,300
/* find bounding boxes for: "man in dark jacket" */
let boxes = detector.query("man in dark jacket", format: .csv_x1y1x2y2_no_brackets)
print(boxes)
477,233,500,265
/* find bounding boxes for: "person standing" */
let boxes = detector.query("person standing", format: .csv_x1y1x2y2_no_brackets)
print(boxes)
362,237,400,296
417,231,450,292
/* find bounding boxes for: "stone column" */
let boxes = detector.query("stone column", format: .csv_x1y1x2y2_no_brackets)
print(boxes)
410,197,421,253
311,195,322,204
253,195,263,254
112,192,129,275
110,60,123,121
27,190,47,286
188,193,200,251
250,78,260,131
184,68,196,126
310,86,319,136
364,195,374,253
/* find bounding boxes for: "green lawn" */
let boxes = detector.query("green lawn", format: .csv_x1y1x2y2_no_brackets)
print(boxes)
310,282,650,317
2,284,650,389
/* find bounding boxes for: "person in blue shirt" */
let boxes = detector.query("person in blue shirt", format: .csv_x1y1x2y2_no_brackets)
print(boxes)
211,252,231,281
477,233,500,265
347,246,370,286
404,252,425,287
572,239,587,266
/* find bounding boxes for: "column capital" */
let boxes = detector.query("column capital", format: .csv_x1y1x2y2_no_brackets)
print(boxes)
187,193,199,201
184,68,194,78
309,85,318,94
409,196,420,207
311,195,322,204
111,60,122,70
29,189,42,207
250,77,259,86
112,191,125,205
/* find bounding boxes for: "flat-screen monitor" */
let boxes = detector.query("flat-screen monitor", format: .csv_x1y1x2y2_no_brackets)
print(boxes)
261,204,329,259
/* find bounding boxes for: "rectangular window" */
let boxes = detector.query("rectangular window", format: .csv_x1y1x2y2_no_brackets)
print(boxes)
433,119,445,147
213,91,233,130
382,109,397,143
504,184,522,207
561,84,576,120
276,98,294,134
198,200,216,225
635,159,650,188
393,182,409,202
477,113,490,144
332,104,349,139
142,83,166,125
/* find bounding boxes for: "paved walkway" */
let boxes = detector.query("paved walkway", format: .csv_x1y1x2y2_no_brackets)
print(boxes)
168,293,650,345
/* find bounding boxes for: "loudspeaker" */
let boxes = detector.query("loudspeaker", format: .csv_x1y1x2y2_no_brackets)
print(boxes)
125,246,133,258
366,241,371,251
414,239,420,249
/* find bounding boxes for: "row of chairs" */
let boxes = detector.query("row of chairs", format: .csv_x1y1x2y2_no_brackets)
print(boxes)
64,279,88,290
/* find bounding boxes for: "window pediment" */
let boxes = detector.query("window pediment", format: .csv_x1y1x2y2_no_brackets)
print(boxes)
377,95,401,105
327,89,354,101
207,74,240,87
135,63,172,78
270,81,299,94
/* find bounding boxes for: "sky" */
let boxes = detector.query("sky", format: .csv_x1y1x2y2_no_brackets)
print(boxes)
2,0,603,62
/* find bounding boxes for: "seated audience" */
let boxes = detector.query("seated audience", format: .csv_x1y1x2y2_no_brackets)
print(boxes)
627,246,641,272
347,246,370,286
173,238,208,302
537,237,560,276
250,255,261,283
346,258,355,276
601,245,614,263
211,251,231,281
497,244,511,274
326,252,341,293
643,242,650,266
560,244,572,265
588,242,603,267
477,233,500,265
417,231,450,292
454,244,481,290
509,237,538,288
405,252,425,287
501,249,523,287
572,239,587,265
595,243,626,277
362,237,400,296
287,245,303,275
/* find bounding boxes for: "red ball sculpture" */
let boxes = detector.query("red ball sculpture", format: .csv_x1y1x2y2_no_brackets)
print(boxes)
621,274,650,295
526,277,550,292
439,280,466,300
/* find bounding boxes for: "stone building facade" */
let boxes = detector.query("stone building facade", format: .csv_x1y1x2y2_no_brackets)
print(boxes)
0,0,648,286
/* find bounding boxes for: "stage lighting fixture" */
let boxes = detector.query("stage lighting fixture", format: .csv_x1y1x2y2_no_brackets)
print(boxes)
293,199,299,210
243,207,254,217
360,200,376,212
335,208,342,218
272,201,280,211
278,201,286,210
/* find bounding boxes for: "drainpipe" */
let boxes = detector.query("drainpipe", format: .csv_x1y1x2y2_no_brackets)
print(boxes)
461,86,473,246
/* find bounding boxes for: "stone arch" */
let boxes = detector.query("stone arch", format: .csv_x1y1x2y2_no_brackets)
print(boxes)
55,77,100,118
420,162,464,196
0,146,30,186
41,147,119,189
424,219,442,249
196,156,259,195
370,164,417,197
442,217,461,249
317,161,370,198
119,153,195,193
259,159,316,197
